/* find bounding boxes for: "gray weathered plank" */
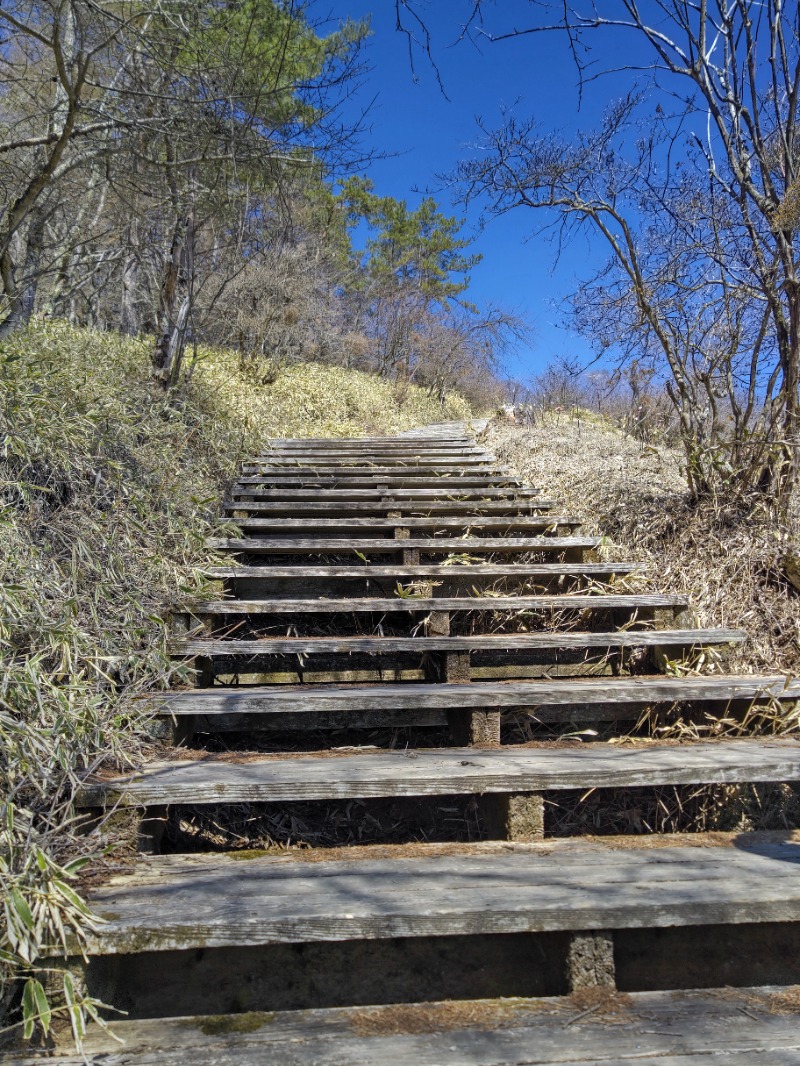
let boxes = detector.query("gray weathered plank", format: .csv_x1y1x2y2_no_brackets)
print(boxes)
172,627,744,659
232,487,542,500
13,987,800,1065
230,516,581,533
237,475,523,487
244,457,495,469
225,500,557,515
51,834,800,954
187,593,686,614
203,563,644,580
155,669,770,718
77,737,800,807
206,536,600,555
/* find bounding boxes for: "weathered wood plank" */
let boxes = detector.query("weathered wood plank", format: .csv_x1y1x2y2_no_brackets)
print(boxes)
244,457,496,469
77,738,800,807
154,668,772,718
206,536,600,555
203,563,644,580
237,475,524,487
225,500,557,515
17,988,800,1065
187,593,687,614
51,834,800,954
171,628,744,659
229,516,581,533
232,487,542,501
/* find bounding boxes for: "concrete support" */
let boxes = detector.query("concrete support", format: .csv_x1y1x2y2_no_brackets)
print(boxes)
482,791,545,841
566,931,616,991
393,524,420,566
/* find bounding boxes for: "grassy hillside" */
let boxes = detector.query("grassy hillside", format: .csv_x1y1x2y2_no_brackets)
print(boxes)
0,321,475,1040
489,412,800,677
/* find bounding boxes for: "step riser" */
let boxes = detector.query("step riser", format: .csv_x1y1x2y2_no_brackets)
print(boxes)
75,927,800,1026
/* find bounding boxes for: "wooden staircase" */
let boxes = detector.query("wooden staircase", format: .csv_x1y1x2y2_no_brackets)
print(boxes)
24,422,800,1063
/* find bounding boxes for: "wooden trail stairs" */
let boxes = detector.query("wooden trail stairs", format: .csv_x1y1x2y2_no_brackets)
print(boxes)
23,421,800,1064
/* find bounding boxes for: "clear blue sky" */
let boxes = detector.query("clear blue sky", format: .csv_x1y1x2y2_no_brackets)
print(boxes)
324,2,643,381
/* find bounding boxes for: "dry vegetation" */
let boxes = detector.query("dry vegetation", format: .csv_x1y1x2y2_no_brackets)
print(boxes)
488,411,800,676
0,319,473,1042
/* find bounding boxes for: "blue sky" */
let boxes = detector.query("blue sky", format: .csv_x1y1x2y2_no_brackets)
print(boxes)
324,2,645,381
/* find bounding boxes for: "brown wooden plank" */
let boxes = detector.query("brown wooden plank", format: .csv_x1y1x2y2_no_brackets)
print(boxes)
77,738,800,807
56,834,800,955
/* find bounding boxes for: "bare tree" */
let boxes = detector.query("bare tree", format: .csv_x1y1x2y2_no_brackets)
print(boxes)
442,1,800,505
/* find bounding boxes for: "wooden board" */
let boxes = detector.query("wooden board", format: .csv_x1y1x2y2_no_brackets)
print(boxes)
206,536,601,555
172,627,744,659
187,593,687,615
244,458,496,469
225,500,557,515
204,563,644,580
230,516,581,533
155,669,771,717
237,475,523,487
16,988,800,1065
52,834,800,954
232,487,543,500
241,466,501,478
77,737,800,807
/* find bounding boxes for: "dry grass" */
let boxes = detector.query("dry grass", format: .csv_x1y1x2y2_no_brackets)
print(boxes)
0,319,474,1045
487,412,800,675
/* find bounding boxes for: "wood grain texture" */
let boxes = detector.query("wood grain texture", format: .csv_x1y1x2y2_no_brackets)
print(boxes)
171,627,745,659
203,563,643,580
52,835,800,954
77,738,800,807
225,500,557,515
187,593,687,615
231,487,542,500
237,475,524,487
13,987,800,1065
206,536,601,555
154,670,778,717
230,516,581,533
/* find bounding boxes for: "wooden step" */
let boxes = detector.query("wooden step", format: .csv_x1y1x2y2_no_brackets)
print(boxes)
206,535,600,556
254,448,492,460
27,987,800,1065
237,475,523,488
155,668,759,722
204,562,644,581
77,737,800,808
173,627,743,659
231,486,542,500
230,517,582,537
187,592,686,615
225,499,557,516
244,457,496,469
51,833,800,955
242,465,501,478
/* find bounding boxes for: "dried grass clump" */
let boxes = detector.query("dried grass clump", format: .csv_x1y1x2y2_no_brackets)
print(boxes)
0,320,474,1045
